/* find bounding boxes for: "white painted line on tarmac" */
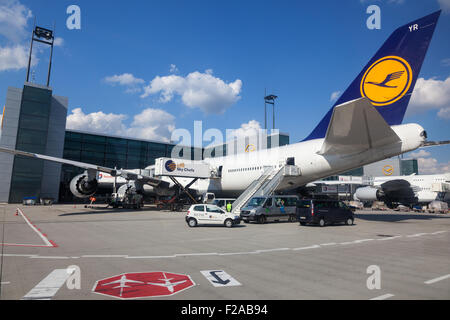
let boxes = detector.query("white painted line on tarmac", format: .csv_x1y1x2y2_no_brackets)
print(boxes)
370,293,395,300
22,269,71,300
81,255,128,258
218,251,259,256
320,242,337,246
2,254,37,258
255,248,290,253
424,274,450,285
30,256,70,259
126,255,176,259
1,282,11,285
175,252,218,257
430,231,447,235
292,245,320,251
406,233,428,238
353,239,375,243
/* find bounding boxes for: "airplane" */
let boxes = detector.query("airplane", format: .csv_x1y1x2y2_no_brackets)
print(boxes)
0,10,447,205
354,173,450,207
101,275,144,297
146,272,187,293
308,173,450,208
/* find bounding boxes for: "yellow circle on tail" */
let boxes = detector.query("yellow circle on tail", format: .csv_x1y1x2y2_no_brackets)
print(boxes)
360,56,412,106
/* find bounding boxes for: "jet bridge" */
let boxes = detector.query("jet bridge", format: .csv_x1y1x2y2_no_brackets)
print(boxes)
231,165,301,214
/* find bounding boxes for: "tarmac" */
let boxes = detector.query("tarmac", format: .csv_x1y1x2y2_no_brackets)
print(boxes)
0,203,449,300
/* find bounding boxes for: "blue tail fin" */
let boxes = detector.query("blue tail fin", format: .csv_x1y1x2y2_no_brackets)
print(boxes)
304,10,441,141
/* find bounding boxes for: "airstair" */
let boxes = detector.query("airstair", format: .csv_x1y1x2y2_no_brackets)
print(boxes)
231,165,301,214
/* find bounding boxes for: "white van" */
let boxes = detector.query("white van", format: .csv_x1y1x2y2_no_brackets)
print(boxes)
240,195,299,223
185,204,241,228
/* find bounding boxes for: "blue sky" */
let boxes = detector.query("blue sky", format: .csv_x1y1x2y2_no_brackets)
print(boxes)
0,0,449,174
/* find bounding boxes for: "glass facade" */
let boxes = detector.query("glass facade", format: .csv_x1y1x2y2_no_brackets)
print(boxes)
63,130,196,170
9,85,52,203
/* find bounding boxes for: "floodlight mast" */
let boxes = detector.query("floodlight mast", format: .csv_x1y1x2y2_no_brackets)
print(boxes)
26,23,55,87
264,94,278,130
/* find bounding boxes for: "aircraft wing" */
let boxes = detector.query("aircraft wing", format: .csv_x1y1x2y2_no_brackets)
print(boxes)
0,146,164,187
318,98,401,155
421,140,450,147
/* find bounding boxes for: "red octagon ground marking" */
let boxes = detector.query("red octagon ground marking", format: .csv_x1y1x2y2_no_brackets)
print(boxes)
92,271,195,299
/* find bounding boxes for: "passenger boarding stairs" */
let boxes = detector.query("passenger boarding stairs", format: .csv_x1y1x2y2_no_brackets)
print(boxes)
231,165,301,214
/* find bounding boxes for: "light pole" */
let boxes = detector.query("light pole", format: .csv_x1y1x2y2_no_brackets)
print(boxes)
264,94,278,130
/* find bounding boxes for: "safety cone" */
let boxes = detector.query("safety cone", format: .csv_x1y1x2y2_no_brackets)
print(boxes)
15,209,18,216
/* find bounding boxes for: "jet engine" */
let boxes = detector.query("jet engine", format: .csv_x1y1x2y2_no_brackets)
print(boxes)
69,174,98,198
354,186,385,202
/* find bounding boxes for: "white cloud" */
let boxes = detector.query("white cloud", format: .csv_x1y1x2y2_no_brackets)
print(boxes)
104,73,145,86
228,120,262,140
66,108,128,136
417,157,450,174
0,1,36,72
66,107,175,143
125,108,175,142
169,64,178,73
0,44,37,71
0,0,32,42
53,37,64,47
330,91,341,102
104,73,145,94
406,148,450,174
437,107,450,119
407,77,450,119
141,70,242,114
409,149,431,158
438,0,450,13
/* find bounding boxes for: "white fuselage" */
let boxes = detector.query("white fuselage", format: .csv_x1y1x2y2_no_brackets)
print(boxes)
98,123,426,198
371,173,450,203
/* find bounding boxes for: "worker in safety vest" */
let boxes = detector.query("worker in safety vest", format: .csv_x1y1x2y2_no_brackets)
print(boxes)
226,202,232,212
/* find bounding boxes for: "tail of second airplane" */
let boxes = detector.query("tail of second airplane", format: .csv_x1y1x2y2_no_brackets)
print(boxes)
304,10,441,141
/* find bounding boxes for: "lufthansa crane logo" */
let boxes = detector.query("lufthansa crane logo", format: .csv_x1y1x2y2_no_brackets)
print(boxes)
165,160,177,172
383,165,394,176
360,56,412,106
245,144,256,153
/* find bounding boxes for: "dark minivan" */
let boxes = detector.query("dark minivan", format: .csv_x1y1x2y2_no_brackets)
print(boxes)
296,199,354,227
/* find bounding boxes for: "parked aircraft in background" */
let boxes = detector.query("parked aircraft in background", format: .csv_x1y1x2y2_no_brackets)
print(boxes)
310,173,450,208
355,173,450,207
